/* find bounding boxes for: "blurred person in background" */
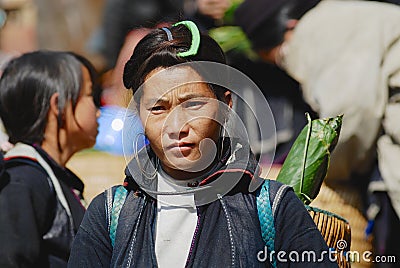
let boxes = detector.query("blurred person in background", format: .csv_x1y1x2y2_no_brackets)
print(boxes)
0,0,37,71
0,50,101,267
235,0,400,265
0,6,11,72
0,0,37,55
0,5,12,151
34,0,98,53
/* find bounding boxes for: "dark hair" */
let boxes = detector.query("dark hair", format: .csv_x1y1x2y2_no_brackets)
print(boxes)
246,0,320,50
0,50,99,144
123,24,228,103
68,52,102,108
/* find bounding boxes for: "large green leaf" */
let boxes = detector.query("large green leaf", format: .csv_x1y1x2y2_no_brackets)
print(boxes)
275,114,343,205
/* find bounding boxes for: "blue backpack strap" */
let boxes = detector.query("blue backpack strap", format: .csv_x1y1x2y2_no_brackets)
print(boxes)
105,185,128,247
256,179,277,267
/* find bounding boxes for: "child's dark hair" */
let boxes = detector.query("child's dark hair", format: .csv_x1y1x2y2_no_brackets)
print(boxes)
68,51,102,108
0,50,99,144
123,24,228,103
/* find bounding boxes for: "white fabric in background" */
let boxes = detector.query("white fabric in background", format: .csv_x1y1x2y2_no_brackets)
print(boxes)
283,0,400,181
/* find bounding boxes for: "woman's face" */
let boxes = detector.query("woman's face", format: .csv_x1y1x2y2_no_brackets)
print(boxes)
66,66,100,151
139,67,228,178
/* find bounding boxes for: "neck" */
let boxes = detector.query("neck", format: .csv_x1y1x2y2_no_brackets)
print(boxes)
161,158,219,181
41,111,76,167
41,117,75,166
41,139,74,166
158,167,201,187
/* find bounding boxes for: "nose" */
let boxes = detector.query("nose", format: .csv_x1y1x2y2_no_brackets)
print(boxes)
164,106,189,138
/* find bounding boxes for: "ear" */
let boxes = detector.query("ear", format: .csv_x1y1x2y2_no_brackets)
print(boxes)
49,93,60,117
49,93,64,127
224,91,233,109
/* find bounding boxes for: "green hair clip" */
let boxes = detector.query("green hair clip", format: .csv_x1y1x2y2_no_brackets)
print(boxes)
173,20,201,57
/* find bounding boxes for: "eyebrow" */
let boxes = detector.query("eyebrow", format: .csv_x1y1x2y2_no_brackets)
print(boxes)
142,97,169,106
178,93,212,101
142,93,214,106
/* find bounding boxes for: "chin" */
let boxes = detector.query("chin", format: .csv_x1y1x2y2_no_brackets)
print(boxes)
80,139,96,151
164,156,214,173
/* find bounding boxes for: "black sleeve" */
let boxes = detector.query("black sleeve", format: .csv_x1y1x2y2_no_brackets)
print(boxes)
68,193,112,267
0,166,54,267
274,189,339,267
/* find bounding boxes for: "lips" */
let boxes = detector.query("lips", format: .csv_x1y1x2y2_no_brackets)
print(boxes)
166,142,194,149
166,142,195,155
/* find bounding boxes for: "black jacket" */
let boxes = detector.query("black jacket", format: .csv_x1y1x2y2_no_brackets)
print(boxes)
69,140,337,267
0,144,85,267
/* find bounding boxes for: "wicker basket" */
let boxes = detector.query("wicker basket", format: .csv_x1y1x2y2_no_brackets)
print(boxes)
307,206,351,268
312,183,373,268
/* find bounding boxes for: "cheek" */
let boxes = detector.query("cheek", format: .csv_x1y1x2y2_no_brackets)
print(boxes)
145,122,166,160
141,116,162,145
195,107,221,140
74,100,98,131
145,125,160,145
192,118,220,141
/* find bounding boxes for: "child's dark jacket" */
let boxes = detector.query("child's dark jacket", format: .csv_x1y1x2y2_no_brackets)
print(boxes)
0,144,85,267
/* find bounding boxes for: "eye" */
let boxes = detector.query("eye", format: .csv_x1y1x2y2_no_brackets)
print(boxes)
148,105,166,114
182,100,207,109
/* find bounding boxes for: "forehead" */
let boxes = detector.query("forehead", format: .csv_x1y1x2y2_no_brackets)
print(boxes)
141,66,215,100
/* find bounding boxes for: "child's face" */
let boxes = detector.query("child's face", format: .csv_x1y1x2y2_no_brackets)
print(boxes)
139,66,223,178
66,66,100,151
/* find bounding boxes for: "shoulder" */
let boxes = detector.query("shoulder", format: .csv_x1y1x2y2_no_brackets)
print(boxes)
259,179,292,216
270,181,320,236
84,185,126,223
87,190,108,214
268,180,291,200
268,180,303,216
77,186,133,245
69,190,114,265
3,158,52,193
78,191,108,236
0,158,56,231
